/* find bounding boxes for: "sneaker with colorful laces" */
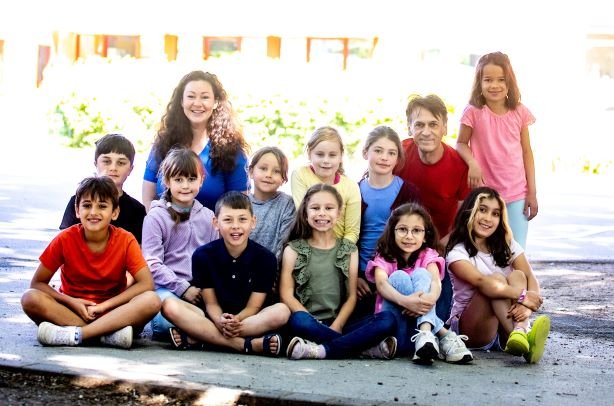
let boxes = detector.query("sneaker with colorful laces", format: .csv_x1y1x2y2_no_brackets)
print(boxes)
361,336,398,360
411,330,439,364
504,330,530,356
286,336,323,360
100,326,133,349
439,331,474,364
37,322,80,346
523,315,550,364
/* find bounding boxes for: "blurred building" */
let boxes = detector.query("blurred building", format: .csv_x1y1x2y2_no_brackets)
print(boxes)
0,1,609,89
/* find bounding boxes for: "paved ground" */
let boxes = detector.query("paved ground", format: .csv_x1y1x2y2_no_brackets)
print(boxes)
1,138,614,404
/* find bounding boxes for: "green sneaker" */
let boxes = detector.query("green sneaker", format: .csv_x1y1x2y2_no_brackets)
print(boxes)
504,330,529,356
524,315,551,364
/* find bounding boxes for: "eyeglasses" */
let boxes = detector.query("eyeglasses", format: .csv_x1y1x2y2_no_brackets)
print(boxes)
394,226,426,238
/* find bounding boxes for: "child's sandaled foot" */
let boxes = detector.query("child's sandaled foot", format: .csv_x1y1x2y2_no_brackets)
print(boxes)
244,334,283,357
504,330,530,356
262,333,282,357
169,327,203,350
524,315,550,364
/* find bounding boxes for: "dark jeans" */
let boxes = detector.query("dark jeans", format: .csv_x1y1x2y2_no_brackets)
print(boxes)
288,310,397,359
436,269,453,323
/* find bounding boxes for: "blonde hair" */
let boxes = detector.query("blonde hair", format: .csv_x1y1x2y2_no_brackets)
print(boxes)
305,126,345,175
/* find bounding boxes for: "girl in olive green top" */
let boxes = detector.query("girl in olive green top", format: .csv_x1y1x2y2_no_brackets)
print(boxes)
280,184,397,360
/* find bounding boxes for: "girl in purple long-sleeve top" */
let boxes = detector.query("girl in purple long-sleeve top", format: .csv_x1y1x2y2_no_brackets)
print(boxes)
141,148,218,341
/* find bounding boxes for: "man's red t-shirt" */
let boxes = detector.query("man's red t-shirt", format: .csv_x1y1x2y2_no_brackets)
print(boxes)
395,139,470,237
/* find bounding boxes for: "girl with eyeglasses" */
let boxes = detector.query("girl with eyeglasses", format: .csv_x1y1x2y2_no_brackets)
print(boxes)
365,203,473,364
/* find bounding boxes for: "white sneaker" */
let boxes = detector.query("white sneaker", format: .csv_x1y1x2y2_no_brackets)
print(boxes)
411,330,439,364
361,336,398,360
100,326,133,349
286,337,323,360
37,322,79,346
439,331,473,364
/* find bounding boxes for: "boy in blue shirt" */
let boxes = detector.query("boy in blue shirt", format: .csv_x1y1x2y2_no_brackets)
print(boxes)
161,191,290,355
60,134,146,244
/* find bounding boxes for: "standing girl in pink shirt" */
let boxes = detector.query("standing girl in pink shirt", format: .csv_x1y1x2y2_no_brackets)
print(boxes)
456,52,537,248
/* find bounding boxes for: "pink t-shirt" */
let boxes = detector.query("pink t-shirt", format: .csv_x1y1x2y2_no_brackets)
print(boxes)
446,240,523,322
365,247,445,313
460,104,535,202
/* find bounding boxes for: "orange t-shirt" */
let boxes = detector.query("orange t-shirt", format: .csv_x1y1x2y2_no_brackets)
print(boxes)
40,224,148,303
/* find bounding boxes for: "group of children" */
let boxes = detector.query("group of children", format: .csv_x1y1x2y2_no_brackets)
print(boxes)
21,51,550,366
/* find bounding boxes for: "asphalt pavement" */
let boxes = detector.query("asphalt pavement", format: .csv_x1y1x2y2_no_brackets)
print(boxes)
1,139,614,405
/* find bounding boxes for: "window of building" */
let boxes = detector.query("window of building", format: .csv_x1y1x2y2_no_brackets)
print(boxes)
76,34,139,59
586,34,614,78
203,37,242,59
165,34,178,61
37,45,51,87
306,37,376,70
0,39,4,87
106,35,140,58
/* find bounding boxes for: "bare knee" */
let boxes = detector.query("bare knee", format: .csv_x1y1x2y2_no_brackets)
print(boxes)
21,289,48,320
491,272,508,284
268,303,291,328
161,297,182,320
136,290,162,314
507,269,527,286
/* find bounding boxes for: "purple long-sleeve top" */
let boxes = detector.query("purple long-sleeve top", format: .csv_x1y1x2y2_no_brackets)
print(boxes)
141,198,218,296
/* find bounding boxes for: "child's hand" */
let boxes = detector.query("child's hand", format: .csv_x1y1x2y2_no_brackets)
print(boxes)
87,303,107,319
182,286,202,305
69,298,97,321
356,278,372,299
419,292,438,308
220,313,241,338
524,193,539,220
520,290,543,311
467,162,484,189
508,303,531,322
401,292,434,317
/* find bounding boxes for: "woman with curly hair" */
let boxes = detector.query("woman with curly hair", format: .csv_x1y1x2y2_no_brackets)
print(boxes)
143,71,250,211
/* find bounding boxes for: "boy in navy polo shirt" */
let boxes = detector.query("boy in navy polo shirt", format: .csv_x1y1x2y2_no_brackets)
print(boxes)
161,191,290,355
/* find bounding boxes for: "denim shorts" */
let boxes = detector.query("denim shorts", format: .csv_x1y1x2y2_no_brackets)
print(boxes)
449,314,502,351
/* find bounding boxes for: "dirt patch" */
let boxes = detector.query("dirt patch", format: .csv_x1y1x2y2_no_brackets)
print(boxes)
0,366,202,405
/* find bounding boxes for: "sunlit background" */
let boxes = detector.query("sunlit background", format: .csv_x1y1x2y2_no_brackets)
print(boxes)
0,0,613,183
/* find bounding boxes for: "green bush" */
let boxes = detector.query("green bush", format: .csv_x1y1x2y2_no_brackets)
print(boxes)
48,90,410,160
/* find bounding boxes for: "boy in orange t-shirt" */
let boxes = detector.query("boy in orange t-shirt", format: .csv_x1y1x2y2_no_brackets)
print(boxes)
21,176,161,349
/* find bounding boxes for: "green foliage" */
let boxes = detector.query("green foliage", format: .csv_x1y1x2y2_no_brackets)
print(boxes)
51,94,116,147
49,89,407,159
236,94,405,159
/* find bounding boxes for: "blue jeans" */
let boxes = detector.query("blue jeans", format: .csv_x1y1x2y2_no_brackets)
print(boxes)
381,268,445,355
151,288,179,341
436,268,453,323
288,310,396,359
507,199,528,249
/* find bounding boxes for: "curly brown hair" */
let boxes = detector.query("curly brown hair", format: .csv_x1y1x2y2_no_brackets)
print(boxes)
153,71,248,173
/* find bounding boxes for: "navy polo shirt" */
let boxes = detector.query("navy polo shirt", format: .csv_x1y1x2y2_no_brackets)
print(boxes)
191,238,276,315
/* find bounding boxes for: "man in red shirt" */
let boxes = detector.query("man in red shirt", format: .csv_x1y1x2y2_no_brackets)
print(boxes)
395,94,470,322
